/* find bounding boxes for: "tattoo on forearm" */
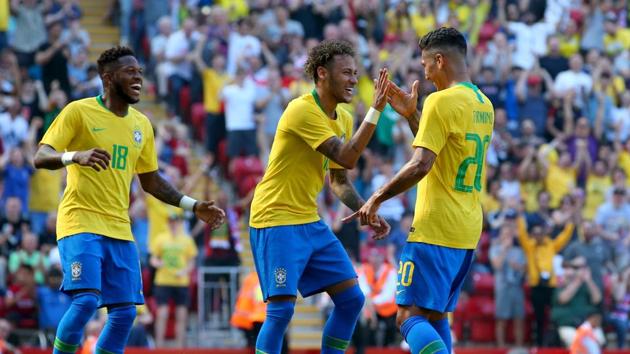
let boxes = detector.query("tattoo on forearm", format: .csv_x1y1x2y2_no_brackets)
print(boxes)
407,110,420,136
330,169,364,211
151,174,184,206
317,137,343,161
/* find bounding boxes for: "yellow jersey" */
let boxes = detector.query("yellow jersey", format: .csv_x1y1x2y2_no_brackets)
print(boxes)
202,68,228,114
40,96,159,241
584,173,611,220
29,169,62,212
545,163,576,208
151,232,197,287
409,83,494,249
250,91,353,228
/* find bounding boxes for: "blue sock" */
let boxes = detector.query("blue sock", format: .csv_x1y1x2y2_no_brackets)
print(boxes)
431,318,452,353
95,305,137,354
321,285,365,354
53,292,99,354
256,301,294,354
400,316,448,354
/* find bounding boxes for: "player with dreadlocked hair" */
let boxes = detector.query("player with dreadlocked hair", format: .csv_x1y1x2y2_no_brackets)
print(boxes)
34,46,225,354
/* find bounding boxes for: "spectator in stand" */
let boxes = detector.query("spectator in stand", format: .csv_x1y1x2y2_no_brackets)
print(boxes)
1,147,34,213
369,157,405,235
490,223,526,348
163,17,200,116
150,212,198,348
10,0,47,68
594,187,630,270
151,16,173,102
539,36,569,80
37,267,70,334
5,264,38,329
564,220,613,292
538,137,585,208
0,197,30,257
0,98,29,152
44,0,81,28
360,247,397,347
222,65,257,159
192,35,228,166
255,67,290,160
8,231,48,284
584,160,612,220
60,19,90,57
554,55,593,111
517,206,576,347
551,256,603,348
608,266,630,349
35,21,71,96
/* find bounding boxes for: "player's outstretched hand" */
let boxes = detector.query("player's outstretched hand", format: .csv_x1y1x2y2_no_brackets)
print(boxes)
372,68,390,111
387,80,419,118
74,148,111,171
194,200,226,230
371,216,391,240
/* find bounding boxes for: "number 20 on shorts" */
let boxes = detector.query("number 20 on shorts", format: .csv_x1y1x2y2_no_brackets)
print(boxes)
398,261,414,287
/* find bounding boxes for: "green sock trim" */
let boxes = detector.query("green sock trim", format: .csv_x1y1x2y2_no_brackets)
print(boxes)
95,347,117,354
419,339,446,354
54,337,79,353
323,335,350,351
255,349,269,354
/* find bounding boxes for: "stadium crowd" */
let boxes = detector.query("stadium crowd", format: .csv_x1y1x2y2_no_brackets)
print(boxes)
0,0,628,352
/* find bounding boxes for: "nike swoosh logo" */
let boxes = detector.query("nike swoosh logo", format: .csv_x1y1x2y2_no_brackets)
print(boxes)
396,290,405,295
92,127,106,132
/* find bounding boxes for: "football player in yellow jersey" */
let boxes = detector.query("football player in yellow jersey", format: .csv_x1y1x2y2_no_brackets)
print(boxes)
347,28,494,354
249,40,391,354
33,47,225,354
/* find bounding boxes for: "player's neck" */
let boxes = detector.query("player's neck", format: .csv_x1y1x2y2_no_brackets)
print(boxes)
314,86,337,118
436,68,471,91
101,93,129,117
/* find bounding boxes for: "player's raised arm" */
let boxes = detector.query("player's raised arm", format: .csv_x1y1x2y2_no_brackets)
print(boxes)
316,68,389,169
387,79,421,136
34,144,111,171
137,170,225,230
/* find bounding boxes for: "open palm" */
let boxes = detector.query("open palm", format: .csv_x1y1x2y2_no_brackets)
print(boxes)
387,80,419,118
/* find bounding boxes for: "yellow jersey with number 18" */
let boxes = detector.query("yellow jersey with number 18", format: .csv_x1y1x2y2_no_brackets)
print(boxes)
409,83,494,249
40,96,159,241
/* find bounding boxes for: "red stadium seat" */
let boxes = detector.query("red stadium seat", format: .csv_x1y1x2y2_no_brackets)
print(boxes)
142,267,153,298
469,318,496,343
179,86,191,123
191,103,207,142
466,296,495,320
473,272,495,297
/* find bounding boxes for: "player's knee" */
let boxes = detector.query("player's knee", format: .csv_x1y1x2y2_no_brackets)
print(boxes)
72,292,99,314
266,300,295,322
332,284,365,315
108,305,137,327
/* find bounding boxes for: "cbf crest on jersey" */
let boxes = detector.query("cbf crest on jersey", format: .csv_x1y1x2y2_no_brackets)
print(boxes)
132,127,143,148
274,267,287,287
71,261,82,281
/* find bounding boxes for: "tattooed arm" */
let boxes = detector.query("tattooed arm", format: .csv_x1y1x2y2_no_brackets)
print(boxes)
316,120,377,170
138,170,185,207
405,109,421,136
329,168,365,211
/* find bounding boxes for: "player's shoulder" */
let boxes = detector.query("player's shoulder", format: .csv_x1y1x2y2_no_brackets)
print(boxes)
288,93,318,111
66,97,99,111
128,106,154,127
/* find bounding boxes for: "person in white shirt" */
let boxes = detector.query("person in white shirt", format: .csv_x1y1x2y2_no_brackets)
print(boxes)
152,16,174,100
554,55,593,110
0,98,29,151
221,66,258,158
227,19,261,76
164,18,200,115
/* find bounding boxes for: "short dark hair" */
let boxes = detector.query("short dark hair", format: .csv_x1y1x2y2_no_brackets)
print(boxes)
97,46,135,75
304,40,355,83
419,27,467,57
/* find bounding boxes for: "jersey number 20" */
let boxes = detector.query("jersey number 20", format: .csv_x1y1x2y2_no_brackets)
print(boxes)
454,133,490,193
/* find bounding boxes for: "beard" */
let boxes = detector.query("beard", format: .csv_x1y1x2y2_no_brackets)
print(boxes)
113,80,139,104
328,77,349,104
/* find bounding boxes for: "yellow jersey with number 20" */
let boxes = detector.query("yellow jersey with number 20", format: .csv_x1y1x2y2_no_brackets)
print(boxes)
40,96,159,241
409,83,494,249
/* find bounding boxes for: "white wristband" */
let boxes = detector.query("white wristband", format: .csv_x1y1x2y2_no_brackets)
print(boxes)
61,151,76,166
179,195,197,212
364,107,381,125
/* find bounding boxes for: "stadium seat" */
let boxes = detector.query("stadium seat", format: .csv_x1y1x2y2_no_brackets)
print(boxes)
142,267,153,298
191,103,207,142
466,296,495,320
179,86,192,123
472,272,495,297
469,318,496,343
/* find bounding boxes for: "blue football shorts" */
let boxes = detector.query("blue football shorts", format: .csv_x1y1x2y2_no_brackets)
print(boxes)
58,233,144,307
396,242,474,313
250,220,357,301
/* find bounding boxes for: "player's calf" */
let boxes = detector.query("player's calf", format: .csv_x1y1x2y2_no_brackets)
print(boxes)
321,283,365,354
96,304,137,354
53,292,99,354
256,298,296,354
